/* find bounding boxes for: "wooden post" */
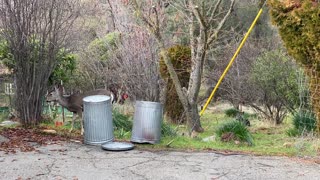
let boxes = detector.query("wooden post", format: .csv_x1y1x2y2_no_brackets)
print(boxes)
62,107,65,123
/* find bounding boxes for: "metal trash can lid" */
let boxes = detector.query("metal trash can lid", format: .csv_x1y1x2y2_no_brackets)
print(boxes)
83,95,110,103
101,142,134,151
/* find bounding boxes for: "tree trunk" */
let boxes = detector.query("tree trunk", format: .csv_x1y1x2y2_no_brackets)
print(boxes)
275,112,282,125
186,103,204,132
128,0,235,133
15,80,46,126
159,44,204,132
14,49,51,126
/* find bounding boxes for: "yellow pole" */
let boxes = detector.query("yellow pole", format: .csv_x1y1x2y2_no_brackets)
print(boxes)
199,8,264,116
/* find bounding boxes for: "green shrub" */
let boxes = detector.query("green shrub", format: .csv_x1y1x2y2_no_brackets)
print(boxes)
0,111,9,123
114,128,131,139
161,122,177,137
269,0,320,132
216,120,253,145
293,111,316,133
286,128,300,137
224,108,239,117
247,113,258,119
113,109,132,132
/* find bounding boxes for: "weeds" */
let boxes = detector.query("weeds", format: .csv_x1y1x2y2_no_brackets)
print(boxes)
224,108,239,117
293,111,316,133
286,128,300,137
0,111,9,123
161,122,177,137
113,109,132,132
115,128,131,139
287,111,317,137
216,120,254,146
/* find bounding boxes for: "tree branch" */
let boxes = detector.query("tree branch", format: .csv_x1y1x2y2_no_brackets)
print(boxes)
207,0,235,45
131,0,155,31
190,1,206,30
208,0,222,24
128,0,188,106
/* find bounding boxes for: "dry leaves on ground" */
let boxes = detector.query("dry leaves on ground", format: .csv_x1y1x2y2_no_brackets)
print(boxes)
0,128,74,154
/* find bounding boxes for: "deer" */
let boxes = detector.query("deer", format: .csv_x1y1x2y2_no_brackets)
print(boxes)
46,85,128,135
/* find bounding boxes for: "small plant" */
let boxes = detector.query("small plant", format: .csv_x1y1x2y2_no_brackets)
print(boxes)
39,115,54,125
0,111,9,123
113,109,132,132
286,128,300,137
216,120,253,146
50,104,59,119
236,112,251,126
293,111,316,133
224,108,239,117
161,122,177,137
115,128,130,139
247,113,257,119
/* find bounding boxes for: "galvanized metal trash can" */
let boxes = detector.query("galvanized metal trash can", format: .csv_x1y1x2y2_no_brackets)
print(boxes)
83,95,113,145
131,101,163,144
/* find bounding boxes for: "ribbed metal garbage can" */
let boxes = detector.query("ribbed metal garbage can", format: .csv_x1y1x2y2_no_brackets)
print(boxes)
83,95,113,145
131,101,163,144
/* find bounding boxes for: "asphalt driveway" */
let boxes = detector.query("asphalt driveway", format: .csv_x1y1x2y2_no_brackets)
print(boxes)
1,142,320,180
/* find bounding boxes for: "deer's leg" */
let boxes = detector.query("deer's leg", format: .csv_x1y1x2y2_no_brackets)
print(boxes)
78,111,84,135
70,112,76,133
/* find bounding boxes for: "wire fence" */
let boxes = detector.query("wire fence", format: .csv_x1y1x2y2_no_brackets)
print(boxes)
305,68,320,133
0,82,73,121
296,67,319,135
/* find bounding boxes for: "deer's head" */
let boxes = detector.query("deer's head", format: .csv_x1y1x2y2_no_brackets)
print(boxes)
46,85,63,102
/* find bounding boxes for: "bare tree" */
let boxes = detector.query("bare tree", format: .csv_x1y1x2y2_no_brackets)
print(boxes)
207,38,262,109
127,0,236,133
74,1,161,102
111,26,161,102
0,0,79,125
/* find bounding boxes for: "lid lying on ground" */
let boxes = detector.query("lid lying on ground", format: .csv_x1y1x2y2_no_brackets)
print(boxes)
101,142,134,151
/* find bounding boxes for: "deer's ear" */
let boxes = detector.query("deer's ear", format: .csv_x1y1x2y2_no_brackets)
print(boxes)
55,84,63,92
58,85,63,92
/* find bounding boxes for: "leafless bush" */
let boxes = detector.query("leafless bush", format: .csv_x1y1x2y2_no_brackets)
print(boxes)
0,0,80,125
110,28,161,102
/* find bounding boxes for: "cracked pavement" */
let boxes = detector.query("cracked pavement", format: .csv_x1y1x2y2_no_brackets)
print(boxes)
0,142,320,180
